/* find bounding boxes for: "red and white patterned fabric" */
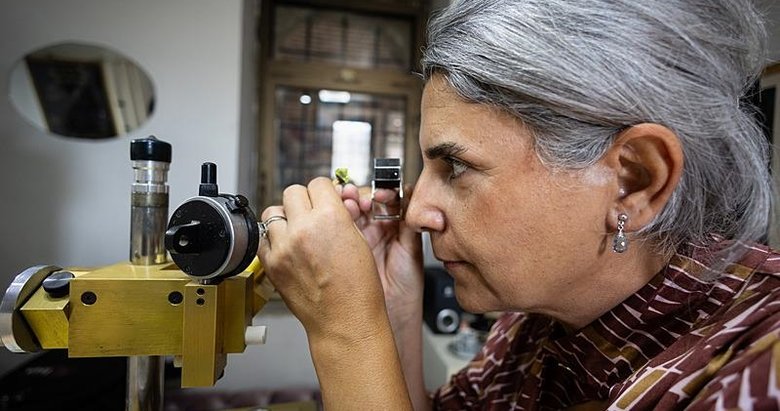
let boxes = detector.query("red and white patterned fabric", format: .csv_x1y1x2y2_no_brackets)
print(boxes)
432,242,780,410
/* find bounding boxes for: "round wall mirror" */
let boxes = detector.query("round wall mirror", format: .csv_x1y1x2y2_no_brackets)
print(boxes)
8,42,155,139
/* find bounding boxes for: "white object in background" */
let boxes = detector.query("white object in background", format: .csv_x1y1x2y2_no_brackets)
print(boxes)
331,120,371,186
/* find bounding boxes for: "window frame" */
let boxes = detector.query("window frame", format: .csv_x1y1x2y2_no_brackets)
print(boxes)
256,0,426,208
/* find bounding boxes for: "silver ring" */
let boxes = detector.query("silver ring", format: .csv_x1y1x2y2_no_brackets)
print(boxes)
259,215,287,238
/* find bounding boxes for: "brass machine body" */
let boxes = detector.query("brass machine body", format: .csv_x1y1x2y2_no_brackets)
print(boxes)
0,137,272,396
13,262,271,386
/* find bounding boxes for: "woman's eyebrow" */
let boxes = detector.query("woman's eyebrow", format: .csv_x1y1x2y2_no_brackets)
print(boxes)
425,142,467,159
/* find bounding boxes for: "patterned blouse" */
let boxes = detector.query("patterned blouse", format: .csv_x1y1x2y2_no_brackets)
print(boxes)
432,242,780,410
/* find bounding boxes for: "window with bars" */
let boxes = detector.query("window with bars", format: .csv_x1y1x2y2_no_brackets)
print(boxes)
273,5,413,71
275,86,406,190
258,1,425,206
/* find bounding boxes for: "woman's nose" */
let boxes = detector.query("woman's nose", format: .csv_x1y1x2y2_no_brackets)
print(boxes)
405,177,445,233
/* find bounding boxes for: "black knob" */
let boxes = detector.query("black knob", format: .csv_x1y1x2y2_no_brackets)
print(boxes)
42,271,75,298
234,195,249,208
199,162,219,197
227,194,249,212
130,135,172,163
201,162,217,184
166,198,233,278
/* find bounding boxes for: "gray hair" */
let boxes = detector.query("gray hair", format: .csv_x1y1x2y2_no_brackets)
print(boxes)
421,0,773,259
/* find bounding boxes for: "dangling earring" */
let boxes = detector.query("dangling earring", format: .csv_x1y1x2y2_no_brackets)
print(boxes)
613,213,629,253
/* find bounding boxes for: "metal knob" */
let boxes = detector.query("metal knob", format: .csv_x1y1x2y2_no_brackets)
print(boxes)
42,271,75,298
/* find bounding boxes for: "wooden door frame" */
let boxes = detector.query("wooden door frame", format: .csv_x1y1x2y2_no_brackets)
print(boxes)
256,1,426,208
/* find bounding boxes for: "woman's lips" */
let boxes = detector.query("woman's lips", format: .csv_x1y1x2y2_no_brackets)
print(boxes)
443,261,466,272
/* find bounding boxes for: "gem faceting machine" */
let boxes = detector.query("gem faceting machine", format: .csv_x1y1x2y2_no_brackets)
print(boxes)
0,135,404,410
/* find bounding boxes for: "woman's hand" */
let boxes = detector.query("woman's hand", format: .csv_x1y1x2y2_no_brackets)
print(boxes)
339,183,430,411
257,177,414,410
339,183,424,325
257,177,387,340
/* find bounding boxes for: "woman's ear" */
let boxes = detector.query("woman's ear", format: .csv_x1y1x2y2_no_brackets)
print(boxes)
601,123,684,231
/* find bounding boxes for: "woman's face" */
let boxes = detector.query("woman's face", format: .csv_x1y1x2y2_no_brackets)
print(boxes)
406,76,615,316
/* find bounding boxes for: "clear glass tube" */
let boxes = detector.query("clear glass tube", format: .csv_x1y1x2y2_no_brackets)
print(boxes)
130,160,169,265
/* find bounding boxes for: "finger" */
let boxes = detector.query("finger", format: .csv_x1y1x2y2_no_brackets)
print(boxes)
340,184,360,202
257,232,271,261
307,177,344,209
359,196,373,213
258,205,283,260
372,187,399,204
340,185,362,220
356,186,371,210
343,198,361,221
282,184,312,220
398,219,422,257
260,205,287,244
260,205,285,221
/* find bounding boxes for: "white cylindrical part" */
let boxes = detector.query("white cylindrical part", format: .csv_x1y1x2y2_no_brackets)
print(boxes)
245,325,268,345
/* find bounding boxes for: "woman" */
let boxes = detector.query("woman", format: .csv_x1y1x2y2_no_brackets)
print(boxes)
257,0,780,409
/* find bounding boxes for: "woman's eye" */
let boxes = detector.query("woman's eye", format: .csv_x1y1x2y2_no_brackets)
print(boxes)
444,157,469,180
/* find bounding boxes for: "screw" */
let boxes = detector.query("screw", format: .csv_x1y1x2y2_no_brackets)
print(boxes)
81,291,97,305
234,195,248,207
168,291,183,305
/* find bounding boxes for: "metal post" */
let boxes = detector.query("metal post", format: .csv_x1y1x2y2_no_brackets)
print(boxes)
126,356,165,411
127,136,171,411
